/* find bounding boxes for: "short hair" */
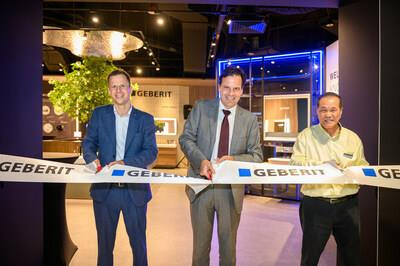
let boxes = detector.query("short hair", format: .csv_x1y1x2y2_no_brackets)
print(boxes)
218,66,246,88
317,92,343,109
107,69,131,85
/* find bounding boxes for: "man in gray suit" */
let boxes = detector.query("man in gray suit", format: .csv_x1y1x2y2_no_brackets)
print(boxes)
179,66,263,266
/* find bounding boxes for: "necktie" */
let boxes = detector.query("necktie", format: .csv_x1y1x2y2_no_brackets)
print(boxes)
218,109,231,158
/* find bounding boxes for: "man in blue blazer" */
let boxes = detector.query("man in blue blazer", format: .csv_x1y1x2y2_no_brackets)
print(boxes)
83,69,158,266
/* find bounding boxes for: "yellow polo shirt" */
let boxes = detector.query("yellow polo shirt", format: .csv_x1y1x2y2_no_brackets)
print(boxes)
290,124,369,198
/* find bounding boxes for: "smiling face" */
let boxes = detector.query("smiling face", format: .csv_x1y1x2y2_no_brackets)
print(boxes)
317,95,343,136
108,74,132,107
218,75,243,109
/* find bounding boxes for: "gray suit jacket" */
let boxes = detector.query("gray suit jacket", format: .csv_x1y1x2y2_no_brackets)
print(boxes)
179,99,263,213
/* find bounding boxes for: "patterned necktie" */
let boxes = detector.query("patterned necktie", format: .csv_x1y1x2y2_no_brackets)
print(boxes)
218,109,231,158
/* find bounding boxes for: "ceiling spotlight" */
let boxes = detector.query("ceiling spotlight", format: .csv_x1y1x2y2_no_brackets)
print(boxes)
156,17,164,26
156,67,160,71
147,10,156,15
151,61,155,65
42,63,45,67
210,54,215,58
143,46,147,50
58,68,63,72
136,68,143,74
226,19,232,25
92,16,99,23
325,22,334,28
148,51,153,56
271,61,275,64
299,69,304,73
211,42,216,47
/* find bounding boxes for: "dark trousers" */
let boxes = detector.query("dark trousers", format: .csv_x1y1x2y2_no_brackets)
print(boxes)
300,195,360,266
190,185,241,266
93,186,148,266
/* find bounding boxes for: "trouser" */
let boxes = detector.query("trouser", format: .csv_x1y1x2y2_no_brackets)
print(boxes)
93,186,148,266
300,194,360,266
190,184,241,266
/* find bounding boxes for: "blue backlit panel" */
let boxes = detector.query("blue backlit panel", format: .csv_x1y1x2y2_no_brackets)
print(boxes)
217,50,324,126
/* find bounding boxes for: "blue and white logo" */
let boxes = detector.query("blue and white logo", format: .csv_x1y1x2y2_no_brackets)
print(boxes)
362,168,377,177
238,168,251,177
112,169,125,176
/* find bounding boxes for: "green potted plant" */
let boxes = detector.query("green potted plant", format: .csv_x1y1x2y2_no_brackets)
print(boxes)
48,56,117,127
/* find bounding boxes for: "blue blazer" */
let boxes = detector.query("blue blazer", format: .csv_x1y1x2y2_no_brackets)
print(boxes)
83,105,158,206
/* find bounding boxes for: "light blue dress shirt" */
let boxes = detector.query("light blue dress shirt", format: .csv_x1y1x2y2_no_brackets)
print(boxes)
113,105,132,161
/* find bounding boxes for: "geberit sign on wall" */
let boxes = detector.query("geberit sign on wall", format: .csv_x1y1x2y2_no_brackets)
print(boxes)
131,90,172,97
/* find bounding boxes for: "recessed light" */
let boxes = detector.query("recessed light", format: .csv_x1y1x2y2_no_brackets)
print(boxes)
226,19,232,25
151,61,155,65
92,16,99,23
156,17,164,26
148,51,153,56
136,68,142,74
156,67,160,71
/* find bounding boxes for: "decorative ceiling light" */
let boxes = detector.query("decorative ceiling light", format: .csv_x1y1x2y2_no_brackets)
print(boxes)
43,29,143,60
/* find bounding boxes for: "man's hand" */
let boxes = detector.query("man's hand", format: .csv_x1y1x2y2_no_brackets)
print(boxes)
108,160,125,167
200,160,215,180
93,159,102,173
324,159,343,171
216,155,234,164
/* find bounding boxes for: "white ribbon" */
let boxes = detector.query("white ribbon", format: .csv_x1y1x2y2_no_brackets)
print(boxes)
1,154,400,189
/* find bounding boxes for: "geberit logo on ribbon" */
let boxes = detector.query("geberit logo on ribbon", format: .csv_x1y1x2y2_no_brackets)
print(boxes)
362,168,400,179
0,161,75,175
112,169,188,178
238,167,325,177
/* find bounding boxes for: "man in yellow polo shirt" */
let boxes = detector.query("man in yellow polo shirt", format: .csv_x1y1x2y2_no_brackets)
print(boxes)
290,92,368,266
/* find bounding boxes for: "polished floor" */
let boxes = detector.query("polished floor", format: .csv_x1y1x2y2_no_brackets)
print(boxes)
66,175,336,266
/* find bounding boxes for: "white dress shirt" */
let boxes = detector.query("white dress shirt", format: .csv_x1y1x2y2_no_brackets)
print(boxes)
210,100,237,163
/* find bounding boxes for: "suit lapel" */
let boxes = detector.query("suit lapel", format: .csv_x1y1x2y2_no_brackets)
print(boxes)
208,99,219,157
230,106,244,154
124,107,139,153
105,105,116,149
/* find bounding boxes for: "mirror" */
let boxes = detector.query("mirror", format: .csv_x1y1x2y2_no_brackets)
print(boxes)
263,94,310,141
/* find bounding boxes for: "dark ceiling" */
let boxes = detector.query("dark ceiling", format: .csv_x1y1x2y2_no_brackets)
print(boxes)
43,1,338,79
